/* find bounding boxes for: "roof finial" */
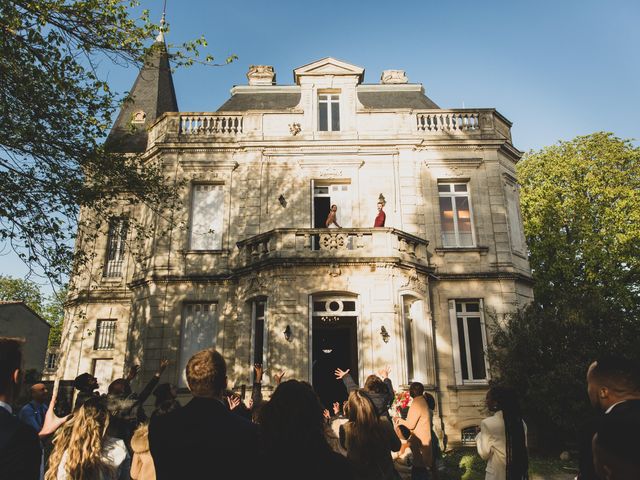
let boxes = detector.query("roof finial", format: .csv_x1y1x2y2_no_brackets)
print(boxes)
155,0,167,43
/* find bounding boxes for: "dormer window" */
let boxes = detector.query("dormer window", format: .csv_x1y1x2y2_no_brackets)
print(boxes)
318,93,340,131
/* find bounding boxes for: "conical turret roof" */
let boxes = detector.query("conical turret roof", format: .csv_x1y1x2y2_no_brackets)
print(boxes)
105,36,178,153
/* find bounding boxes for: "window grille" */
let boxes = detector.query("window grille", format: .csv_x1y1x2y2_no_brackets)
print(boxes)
94,319,117,350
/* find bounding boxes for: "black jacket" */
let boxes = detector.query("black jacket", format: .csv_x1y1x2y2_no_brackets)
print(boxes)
0,406,41,480
342,374,394,418
578,399,640,480
149,396,260,480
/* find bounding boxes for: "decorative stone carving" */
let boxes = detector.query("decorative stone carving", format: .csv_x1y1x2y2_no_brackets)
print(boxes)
319,167,343,178
289,123,302,136
400,268,427,291
132,110,146,124
320,233,347,250
247,65,276,86
328,264,342,277
380,70,408,84
244,273,267,296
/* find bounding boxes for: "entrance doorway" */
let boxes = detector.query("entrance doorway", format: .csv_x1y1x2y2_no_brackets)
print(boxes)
311,297,358,409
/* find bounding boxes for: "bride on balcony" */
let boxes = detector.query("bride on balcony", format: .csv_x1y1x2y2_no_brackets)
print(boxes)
325,204,342,228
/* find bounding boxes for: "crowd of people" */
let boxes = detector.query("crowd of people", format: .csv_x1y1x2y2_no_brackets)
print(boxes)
1,335,639,480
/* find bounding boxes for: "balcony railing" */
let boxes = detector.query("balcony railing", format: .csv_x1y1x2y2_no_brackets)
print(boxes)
147,108,513,147
236,228,429,269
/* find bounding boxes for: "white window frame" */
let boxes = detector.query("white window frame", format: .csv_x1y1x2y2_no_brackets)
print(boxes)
438,182,476,247
401,296,429,385
189,184,224,251
178,302,218,388
504,178,526,254
104,217,128,277
318,93,340,132
249,298,268,383
448,299,490,385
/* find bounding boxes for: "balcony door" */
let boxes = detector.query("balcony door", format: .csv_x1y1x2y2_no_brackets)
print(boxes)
313,182,352,228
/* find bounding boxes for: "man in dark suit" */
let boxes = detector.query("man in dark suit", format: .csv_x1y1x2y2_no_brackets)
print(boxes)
578,355,640,479
592,415,640,480
149,348,260,479
0,337,41,480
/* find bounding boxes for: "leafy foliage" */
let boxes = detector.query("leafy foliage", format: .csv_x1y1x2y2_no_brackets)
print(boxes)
488,132,640,447
0,1,230,284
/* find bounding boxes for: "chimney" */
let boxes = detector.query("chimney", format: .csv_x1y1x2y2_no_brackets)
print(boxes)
380,70,408,84
247,65,276,86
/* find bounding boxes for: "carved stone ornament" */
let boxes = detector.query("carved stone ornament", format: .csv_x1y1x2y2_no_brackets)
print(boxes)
247,65,276,86
245,274,267,295
380,70,408,84
329,263,342,277
400,268,426,291
319,167,344,178
320,233,347,250
289,123,302,136
131,110,146,124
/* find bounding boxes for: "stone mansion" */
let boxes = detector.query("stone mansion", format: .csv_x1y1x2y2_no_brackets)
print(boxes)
56,37,533,445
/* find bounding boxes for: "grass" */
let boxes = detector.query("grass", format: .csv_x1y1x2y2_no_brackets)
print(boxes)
439,448,578,480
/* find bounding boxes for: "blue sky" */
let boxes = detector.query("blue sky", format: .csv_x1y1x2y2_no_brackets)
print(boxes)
2,0,638,290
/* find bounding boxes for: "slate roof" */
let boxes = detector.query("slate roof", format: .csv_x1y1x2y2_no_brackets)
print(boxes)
357,90,439,109
105,40,178,153
216,92,301,112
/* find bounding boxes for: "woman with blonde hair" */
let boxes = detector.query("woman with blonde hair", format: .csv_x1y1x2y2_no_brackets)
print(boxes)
46,397,130,480
339,389,401,480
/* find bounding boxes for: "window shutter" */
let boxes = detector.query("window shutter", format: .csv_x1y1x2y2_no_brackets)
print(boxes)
448,299,463,385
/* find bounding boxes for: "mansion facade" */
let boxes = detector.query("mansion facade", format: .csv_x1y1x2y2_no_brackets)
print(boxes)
56,41,533,445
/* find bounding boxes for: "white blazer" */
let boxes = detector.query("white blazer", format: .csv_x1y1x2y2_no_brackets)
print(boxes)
475,410,527,480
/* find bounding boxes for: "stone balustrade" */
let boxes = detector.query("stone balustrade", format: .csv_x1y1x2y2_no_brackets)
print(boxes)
180,114,243,135
147,108,512,146
235,228,429,270
416,111,480,133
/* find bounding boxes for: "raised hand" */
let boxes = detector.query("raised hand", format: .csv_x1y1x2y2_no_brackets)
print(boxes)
377,365,391,379
39,380,71,438
334,368,350,380
274,370,286,385
254,363,263,383
323,409,331,420
158,359,169,373
126,365,140,381
227,395,241,411
332,401,340,415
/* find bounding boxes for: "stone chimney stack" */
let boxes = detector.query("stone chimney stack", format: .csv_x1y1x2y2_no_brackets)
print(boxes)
247,65,276,86
380,70,408,84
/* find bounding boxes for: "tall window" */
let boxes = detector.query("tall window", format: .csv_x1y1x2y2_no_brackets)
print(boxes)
190,184,224,250
438,183,474,247
449,300,488,383
179,303,217,388
251,299,267,381
318,94,340,131
504,180,525,253
105,217,128,277
401,296,429,384
94,319,117,350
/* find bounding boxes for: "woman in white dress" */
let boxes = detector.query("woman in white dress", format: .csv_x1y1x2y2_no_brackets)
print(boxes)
46,397,130,480
476,386,528,480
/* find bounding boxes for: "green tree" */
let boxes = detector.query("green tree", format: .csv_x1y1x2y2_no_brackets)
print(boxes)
488,132,640,448
0,1,231,284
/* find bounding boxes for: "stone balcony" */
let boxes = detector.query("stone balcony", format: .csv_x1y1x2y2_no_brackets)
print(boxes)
147,108,513,147
234,228,430,272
